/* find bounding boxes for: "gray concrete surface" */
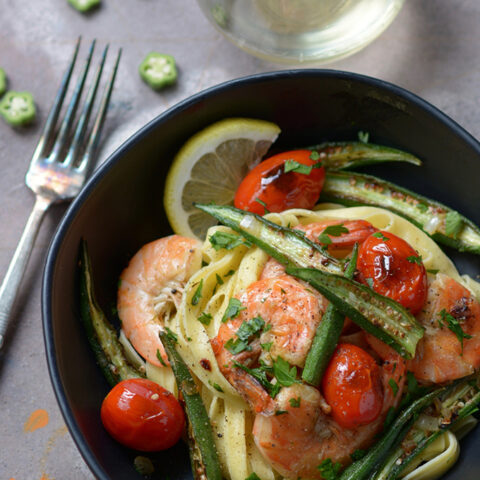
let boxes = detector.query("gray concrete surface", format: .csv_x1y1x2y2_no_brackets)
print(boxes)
1,1,480,479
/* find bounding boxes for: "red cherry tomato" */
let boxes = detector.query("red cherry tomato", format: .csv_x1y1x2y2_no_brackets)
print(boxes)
322,343,383,429
101,378,185,451
234,150,325,215
356,231,428,315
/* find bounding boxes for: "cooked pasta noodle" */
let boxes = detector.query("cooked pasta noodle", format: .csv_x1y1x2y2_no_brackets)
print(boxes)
121,206,479,480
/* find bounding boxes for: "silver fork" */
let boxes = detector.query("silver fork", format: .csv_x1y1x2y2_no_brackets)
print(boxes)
0,38,121,350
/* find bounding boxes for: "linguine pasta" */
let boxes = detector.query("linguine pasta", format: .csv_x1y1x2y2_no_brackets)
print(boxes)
120,205,479,480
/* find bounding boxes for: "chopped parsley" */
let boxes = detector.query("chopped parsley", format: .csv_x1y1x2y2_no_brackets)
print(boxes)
273,356,299,387
388,378,399,396
289,397,301,408
164,327,178,344
350,449,367,461
233,361,281,398
198,312,213,326
417,203,429,213
216,273,224,285
156,349,167,367
372,231,390,241
255,198,270,214
317,458,342,480
445,211,463,238
191,279,204,306
225,316,266,354
358,131,370,143
427,268,439,275
438,308,472,351
209,231,251,251
245,473,261,480
274,410,288,416
318,223,349,245
212,382,224,393
222,298,245,323
261,341,273,351
224,269,235,277
407,255,423,265
284,159,322,175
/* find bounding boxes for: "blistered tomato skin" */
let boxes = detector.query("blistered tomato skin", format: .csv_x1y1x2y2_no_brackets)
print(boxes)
356,230,428,315
233,149,325,215
101,378,185,451
322,343,383,429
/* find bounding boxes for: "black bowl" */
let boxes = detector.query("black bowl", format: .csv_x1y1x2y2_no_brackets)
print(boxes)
43,70,480,480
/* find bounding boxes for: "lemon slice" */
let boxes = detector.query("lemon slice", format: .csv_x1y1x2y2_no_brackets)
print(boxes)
164,118,281,239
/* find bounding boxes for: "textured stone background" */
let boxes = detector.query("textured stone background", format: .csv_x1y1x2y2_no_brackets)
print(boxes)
1,1,480,479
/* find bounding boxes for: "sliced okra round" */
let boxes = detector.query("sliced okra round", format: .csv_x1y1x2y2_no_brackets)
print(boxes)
0,68,6,96
0,91,36,126
139,52,177,90
67,0,101,12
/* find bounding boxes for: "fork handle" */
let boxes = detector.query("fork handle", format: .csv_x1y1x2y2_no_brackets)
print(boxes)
0,195,52,349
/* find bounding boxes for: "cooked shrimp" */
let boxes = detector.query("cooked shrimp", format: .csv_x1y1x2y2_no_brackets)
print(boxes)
408,273,480,383
211,275,328,412
117,235,202,367
253,352,405,479
366,273,480,384
261,219,376,279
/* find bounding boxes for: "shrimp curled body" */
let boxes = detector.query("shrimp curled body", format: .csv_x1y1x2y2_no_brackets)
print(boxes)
117,235,202,366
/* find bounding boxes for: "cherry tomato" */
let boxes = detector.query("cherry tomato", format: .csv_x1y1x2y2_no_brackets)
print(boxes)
356,231,428,315
234,150,325,215
322,343,383,429
101,378,185,451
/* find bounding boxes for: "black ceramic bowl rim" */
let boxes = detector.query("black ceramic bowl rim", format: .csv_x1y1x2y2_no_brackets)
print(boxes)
42,69,480,479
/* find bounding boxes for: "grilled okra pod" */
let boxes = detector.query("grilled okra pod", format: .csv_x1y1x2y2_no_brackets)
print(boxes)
321,170,480,255
339,386,448,480
374,381,480,480
196,203,424,359
79,240,142,385
302,244,359,385
159,330,223,480
309,141,422,171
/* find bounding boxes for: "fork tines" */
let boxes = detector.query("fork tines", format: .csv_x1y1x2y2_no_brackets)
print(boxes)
31,37,121,174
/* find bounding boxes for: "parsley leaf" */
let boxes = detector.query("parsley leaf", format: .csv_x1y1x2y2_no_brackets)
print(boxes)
350,449,367,462
407,255,423,265
156,349,167,367
358,131,369,143
372,231,390,241
224,269,235,277
445,211,463,239
284,159,313,175
289,397,301,408
222,298,246,323
165,327,178,344
317,458,342,480
255,198,270,214
323,224,349,236
209,231,251,251
234,361,281,398
388,378,399,396
198,312,213,326
273,356,298,387
216,273,224,285
275,410,288,416
191,279,203,306
427,268,439,274
318,223,349,245
438,308,472,351
212,383,224,393
225,338,250,355
261,341,273,351
245,474,261,480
